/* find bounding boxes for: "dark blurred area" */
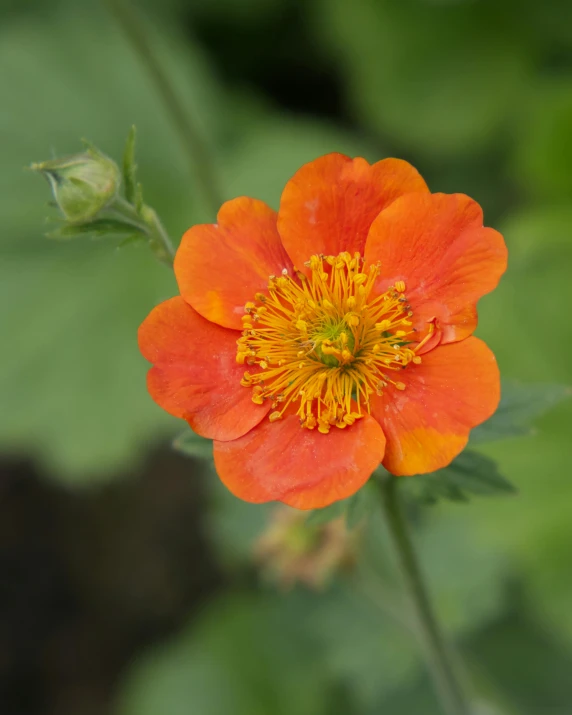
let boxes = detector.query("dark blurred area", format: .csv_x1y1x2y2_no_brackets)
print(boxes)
0,453,220,715
1,0,572,713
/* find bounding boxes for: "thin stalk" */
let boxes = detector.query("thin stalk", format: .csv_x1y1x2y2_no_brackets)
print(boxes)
141,204,175,266
379,475,472,715
112,196,175,266
104,0,223,217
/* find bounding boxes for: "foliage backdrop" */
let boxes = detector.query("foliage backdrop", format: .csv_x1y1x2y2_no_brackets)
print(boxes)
1,0,572,713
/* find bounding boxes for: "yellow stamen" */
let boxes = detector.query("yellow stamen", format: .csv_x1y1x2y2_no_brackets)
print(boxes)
238,252,423,428
252,386,264,405
376,319,391,331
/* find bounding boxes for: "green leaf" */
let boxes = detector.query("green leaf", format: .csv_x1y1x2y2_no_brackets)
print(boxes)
471,381,572,445
172,429,213,460
401,451,517,505
122,125,138,206
46,218,145,240
438,451,517,497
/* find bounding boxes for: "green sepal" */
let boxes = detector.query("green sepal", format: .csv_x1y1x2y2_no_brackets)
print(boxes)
122,125,138,208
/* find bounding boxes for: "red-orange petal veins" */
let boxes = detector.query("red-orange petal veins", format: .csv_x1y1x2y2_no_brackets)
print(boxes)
213,413,386,509
371,337,500,475
175,197,293,330
365,192,508,345
278,153,429,271
138,297,269,440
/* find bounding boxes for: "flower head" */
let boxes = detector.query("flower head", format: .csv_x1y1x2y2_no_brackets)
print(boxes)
139,154,507,509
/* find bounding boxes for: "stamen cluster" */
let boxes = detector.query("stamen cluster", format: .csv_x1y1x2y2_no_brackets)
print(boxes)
236,252,429,433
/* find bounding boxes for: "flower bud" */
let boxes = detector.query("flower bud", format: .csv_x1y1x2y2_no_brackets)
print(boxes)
32,147,121,223
253,506,358,590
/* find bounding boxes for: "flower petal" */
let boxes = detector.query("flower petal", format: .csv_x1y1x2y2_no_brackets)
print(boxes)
213,413,386,509
175,197,293,330
365,192,508,344
277,153,428,269
371,337,500,476
138,297,269,440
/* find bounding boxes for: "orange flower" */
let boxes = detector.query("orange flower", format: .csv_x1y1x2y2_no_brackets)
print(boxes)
139,154,507,509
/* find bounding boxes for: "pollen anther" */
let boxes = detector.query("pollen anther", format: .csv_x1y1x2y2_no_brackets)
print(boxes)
237,252,419,431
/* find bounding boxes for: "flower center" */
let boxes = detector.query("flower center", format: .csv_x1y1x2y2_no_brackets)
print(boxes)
236,252,431,434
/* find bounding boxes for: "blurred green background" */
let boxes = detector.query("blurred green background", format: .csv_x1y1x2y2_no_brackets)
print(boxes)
1,0,572,713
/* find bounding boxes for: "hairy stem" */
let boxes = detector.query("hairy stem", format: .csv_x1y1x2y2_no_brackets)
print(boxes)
141,204,176,266
379,475,472,715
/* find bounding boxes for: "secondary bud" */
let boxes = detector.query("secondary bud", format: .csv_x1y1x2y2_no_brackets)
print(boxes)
32,146,120,223
253,506,358,590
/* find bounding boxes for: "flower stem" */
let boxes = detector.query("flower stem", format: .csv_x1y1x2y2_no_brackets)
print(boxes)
140,204,176,266
112,197,175,266
379,475,472,715
104,0,223,217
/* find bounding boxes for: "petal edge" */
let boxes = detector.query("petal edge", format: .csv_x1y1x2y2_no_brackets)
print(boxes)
213,413,386,509
371,337,500,475
278,153,429,270
175,198,292,329
365,192,508,344
138,297,269,441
